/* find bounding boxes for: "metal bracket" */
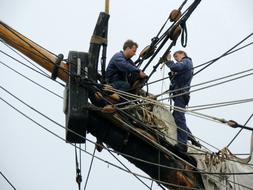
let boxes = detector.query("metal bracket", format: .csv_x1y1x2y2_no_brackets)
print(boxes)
51,53,64,80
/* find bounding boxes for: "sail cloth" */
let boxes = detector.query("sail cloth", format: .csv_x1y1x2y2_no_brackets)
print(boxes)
131,102,178,145
143,102,253,189
127,99,253,189
152,105,177,145
188,131,253,190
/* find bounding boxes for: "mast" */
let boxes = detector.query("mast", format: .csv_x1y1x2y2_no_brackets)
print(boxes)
0,21,69,82
0,1,206,189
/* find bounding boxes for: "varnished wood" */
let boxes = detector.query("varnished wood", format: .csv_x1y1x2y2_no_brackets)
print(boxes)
0,21,68,82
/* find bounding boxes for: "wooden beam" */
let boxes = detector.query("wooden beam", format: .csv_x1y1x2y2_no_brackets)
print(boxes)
0,20,68,82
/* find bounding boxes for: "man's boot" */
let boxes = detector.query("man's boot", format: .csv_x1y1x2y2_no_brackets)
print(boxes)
174,143,188,153
188,135,201,148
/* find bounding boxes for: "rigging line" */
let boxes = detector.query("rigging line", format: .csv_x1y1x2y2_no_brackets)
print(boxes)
141,1,194,71
160,64,166,102
79,144,82,177
0,38,72,78
0,60,63,99
0,171,16,190
1,95,252,189
156,67,253,98
104,82,250,132
159,71,253,102
156,0,198,45
188,98,253,109
75,144,82,190
106,148,253,175
0,90,197,176
170,104,253,132
102,86,251,154
227,113,253,148
97,89,216,154
0,43,89,88
190,100,253,112
0,49,50,77
101,87,229,152
189,98,253,112
0,22,68,72
0,85,199,175
1,84,250,175
0,34,87,85
0,96,242,190
107,150,152,190
1,89,252,178
194,32,253,76
0,96,206,189
107,65,253,107
83,145,96,190
147,40,253,86
0,25,89,80
2,82,215,173
116,103,214,154
0,39,49,76
193,41,253,70
101,115,245,190
0,49,65,87
156,0,188,38
0,21,56,57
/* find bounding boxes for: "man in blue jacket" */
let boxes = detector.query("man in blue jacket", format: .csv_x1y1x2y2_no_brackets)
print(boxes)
106,40,147,91
165,50,193,152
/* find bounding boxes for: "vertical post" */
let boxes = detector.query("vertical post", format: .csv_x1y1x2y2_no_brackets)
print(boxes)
105,0,110,14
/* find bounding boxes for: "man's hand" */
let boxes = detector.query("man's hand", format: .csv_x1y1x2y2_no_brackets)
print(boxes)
166,53,172,61
139,71,148,79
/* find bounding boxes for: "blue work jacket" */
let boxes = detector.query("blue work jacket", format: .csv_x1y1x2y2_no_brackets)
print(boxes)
165,57,193,93
105,51,139,83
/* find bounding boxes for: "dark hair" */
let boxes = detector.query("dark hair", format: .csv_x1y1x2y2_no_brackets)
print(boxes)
123,40,138,50
173,50,188,57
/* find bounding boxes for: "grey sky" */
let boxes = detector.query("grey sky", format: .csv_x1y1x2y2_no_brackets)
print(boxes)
1,0,253,190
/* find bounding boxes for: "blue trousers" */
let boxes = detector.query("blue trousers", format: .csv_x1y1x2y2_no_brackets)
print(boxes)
172,95,191,145
112,80,130,91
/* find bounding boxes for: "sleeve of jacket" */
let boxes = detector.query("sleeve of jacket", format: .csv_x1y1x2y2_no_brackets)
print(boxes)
165,58,191,72
113,54,140,72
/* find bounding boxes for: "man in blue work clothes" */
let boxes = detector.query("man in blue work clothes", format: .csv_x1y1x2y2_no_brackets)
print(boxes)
106,40,147,91
165,50,194,152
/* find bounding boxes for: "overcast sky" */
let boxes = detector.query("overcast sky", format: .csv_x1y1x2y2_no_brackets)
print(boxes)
1,0,253,190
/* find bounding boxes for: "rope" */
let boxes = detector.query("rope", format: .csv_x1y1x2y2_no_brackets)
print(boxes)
75,144,82,190
147,40,253,86
141,0,200,72
103,84,252,132
101,86,253,162
106,66,253,108
157,67,253,98
5,81,251,171
83,145,96,190
188,98,253,111
107,150,152,190
193,41,253,70
1,79,253,182
194,32,253,76
0,171,16,190
0,49,65,87
158,70,253,101
0,32,88,84
227,113,253,148
160,64,166,102
1,38,49,76
0,22,71,76
0,60,63,99
1,96,253,190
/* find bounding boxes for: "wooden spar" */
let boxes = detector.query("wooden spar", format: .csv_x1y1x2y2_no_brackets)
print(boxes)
0,20,69,82
105,0,110,14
